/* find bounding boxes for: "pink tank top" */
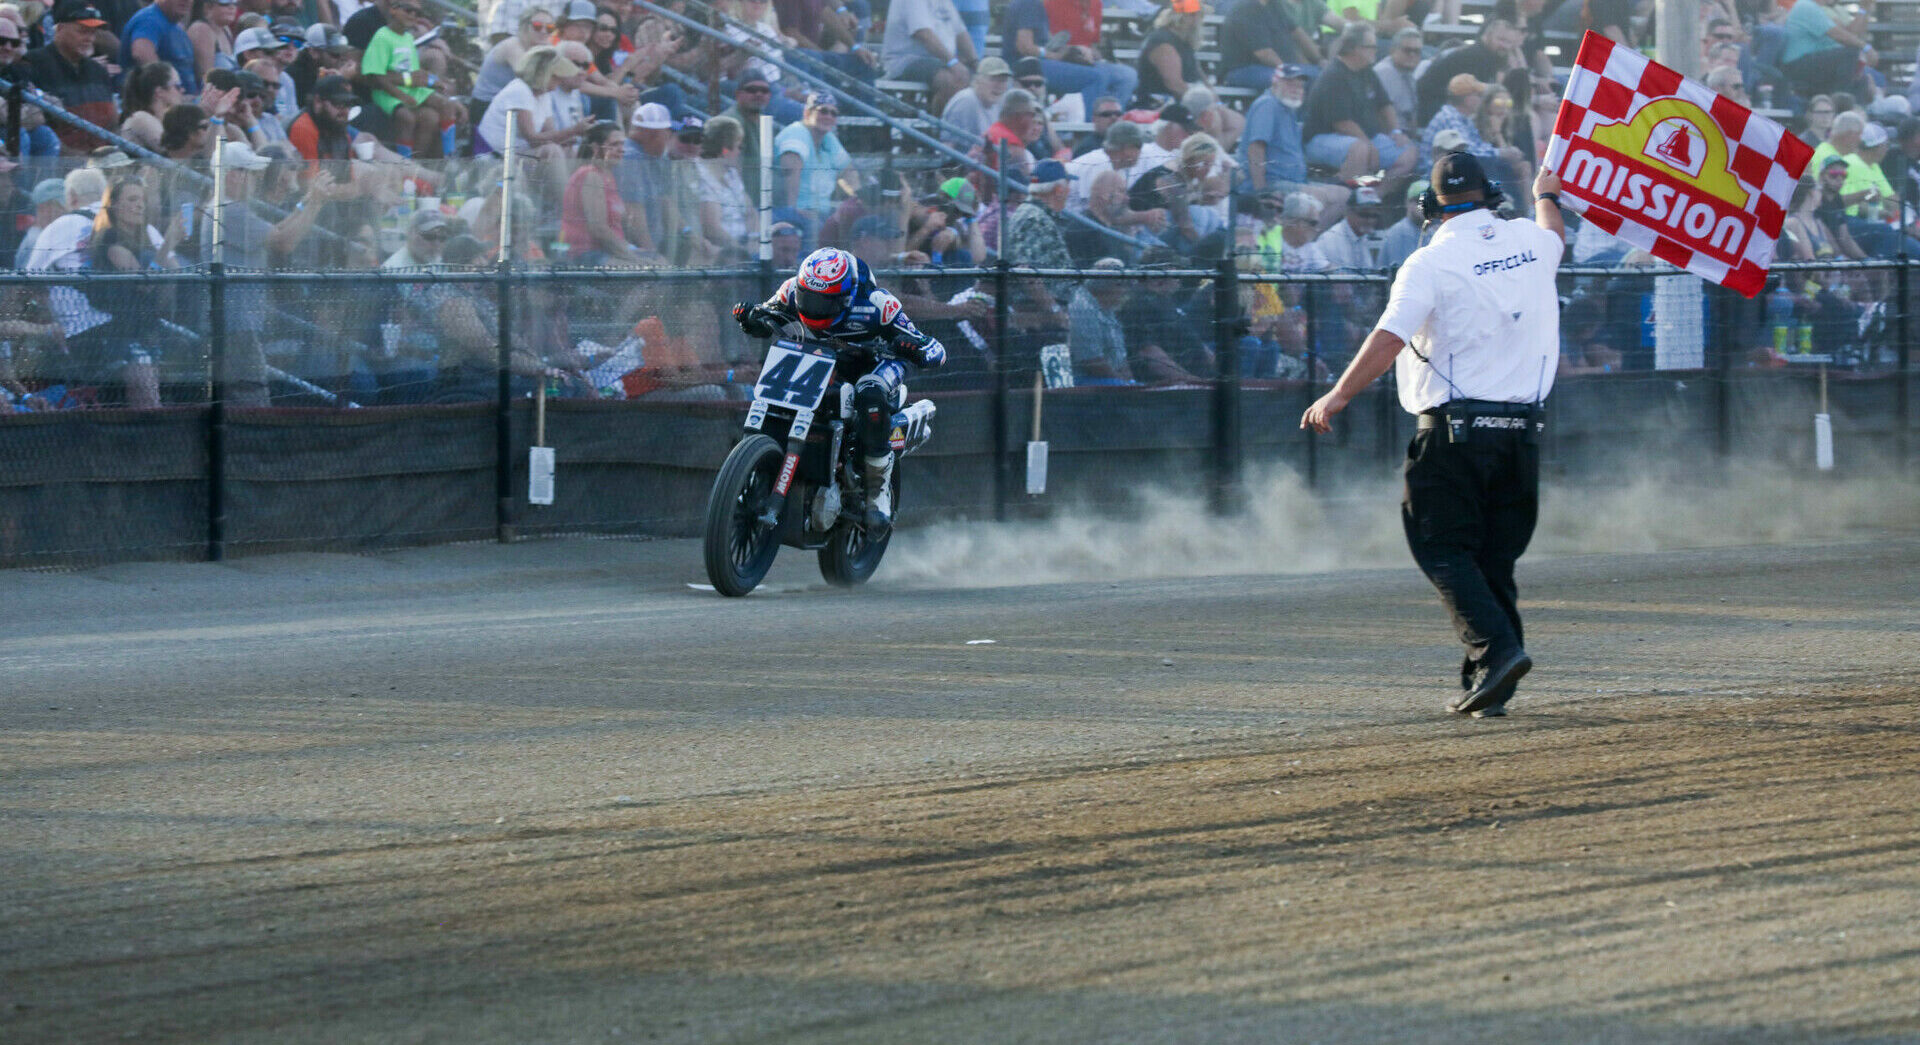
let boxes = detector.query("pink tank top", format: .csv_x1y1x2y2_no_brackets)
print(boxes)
561,164,624,257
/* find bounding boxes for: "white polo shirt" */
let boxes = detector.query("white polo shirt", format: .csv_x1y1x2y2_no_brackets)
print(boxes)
1375,207,1563,414
24,210,110,338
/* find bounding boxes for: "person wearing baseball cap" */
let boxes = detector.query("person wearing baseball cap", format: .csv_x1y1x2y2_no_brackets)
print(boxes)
288,73,366,171
1377,177,1427,268
12,178,71,271
719,74,774,203
939,55,1013,144
1311,180,1387,269
232,25,280,61
1132,100,1196,172
1838,122,1920,255
1418,71,1524,188
1303,153,1567,720
1003,157,1075,288
14,1,118,152
1235,62,1315,205
620,99,676,255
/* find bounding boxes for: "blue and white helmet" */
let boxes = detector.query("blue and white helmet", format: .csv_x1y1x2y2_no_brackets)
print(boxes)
794,247,856,331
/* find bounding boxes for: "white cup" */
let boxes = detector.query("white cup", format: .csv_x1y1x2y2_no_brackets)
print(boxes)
379,322,402,358
352,137,376,160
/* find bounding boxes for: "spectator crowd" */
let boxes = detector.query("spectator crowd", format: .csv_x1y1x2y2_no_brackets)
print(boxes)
0,0,1916,406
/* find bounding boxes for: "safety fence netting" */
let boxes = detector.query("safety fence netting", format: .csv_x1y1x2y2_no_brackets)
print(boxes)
1,259,1915,567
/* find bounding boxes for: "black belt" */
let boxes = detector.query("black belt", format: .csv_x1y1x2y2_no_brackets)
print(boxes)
1417,400,1544,441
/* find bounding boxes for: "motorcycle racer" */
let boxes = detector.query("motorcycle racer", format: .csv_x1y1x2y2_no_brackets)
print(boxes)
733,247,947,535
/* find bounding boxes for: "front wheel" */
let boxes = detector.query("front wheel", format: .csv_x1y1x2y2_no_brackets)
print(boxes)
818,459,898,588
704,434,785,596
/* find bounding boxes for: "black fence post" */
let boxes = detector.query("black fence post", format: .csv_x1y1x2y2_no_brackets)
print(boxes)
1210,256,1241,515
205,263,226,561
6,81,20,160
992,257,1011,522
495,259,515,542
1899,258,1912,473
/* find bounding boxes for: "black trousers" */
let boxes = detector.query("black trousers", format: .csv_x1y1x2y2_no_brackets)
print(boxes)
1401,418,1539,687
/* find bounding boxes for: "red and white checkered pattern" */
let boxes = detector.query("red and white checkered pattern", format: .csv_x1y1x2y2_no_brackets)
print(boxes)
1544,32,1813,298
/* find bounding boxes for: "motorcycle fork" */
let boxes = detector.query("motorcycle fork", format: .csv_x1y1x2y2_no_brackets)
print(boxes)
772,407,817,498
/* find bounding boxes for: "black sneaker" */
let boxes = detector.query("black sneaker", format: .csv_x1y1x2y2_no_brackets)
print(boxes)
1448,649,1531,717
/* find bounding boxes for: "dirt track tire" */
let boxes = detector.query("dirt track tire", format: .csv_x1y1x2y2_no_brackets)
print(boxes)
703,435,785,596
817,461,898,588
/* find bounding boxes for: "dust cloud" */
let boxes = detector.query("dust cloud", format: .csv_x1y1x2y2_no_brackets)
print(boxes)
884,463,1920,589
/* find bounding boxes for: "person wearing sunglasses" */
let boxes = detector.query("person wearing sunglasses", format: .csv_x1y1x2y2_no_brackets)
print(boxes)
473,5,557,110
718,73,772,202
12,1,121,153
482,0,549,45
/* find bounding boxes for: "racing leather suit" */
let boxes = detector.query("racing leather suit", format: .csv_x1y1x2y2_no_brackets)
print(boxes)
734,255,946,532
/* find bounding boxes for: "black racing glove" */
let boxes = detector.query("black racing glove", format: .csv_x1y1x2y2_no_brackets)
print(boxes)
732,301,779,339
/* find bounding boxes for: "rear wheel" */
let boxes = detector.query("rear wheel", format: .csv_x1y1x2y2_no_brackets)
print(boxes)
818,459,898,588
703,434,785,596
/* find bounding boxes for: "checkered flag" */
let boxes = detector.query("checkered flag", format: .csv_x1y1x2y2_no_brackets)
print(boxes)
1544,32,1813,298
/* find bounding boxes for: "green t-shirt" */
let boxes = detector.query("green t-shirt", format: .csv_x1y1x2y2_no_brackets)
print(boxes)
1840,153,1894,218
363,26,431,113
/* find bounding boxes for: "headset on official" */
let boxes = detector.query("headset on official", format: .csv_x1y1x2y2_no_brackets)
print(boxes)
1417,172,1507,227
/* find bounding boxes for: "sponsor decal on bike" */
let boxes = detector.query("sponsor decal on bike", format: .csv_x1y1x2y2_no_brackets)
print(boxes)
889,425,906,451
775,451,800,496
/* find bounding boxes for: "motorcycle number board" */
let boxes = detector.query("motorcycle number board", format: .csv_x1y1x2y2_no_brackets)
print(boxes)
753,343,836,412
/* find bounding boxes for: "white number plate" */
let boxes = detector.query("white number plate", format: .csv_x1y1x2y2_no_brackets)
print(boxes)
752,343,836,413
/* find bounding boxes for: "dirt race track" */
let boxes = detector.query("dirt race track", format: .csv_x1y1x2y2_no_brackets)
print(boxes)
4,523,1920,1044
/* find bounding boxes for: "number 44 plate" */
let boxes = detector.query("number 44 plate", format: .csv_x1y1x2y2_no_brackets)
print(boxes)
752,343,836,412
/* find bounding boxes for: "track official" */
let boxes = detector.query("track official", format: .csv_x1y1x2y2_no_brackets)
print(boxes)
1302,154,1565,718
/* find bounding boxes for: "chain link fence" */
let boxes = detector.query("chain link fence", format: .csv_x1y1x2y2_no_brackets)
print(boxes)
2,255,1915,567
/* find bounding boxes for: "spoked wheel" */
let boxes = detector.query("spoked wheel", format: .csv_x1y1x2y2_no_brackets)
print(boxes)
703,435,786,596
818,460,899,588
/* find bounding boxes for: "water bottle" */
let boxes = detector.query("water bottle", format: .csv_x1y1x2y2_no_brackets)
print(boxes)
1766,281,1794,353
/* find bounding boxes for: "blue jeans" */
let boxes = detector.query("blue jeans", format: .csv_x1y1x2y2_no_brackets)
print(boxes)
1844,216,1920,259
1306,131,1408,171
794,48,879,85
1041,58,1138,121
952,0,989,58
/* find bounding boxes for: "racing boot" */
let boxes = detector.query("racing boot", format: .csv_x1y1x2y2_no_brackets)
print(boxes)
862,452,894,536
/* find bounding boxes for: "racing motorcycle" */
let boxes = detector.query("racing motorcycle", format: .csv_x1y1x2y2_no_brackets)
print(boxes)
702,334,934,597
